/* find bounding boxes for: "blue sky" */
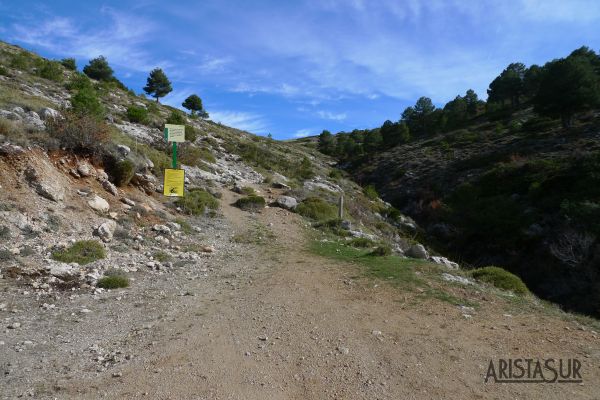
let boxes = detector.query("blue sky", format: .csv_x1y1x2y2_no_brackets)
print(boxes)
1,0,599,138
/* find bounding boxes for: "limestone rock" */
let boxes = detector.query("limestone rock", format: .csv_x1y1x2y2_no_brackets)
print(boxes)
88,195,110,213
102,180,118,196
97,220,117,242
24,166,65,202
405,244,429,259
430,256,459,269
39,107,60,120
274,196,297,210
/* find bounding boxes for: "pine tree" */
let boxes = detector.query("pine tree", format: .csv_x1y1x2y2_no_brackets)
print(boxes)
143,68,172,103
182,94,205,116
83,56,113,81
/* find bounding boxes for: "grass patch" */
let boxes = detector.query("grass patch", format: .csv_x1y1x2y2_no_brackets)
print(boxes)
296,197,338,222
425,288,479,308
153,251,172,262
311,240,426,289
368,245,392,256
471,266,529,295
240,186,256,195
51,240,106,265
97,275,129,289
348,237,377,248
234,195,266,212
232,222,275,245
175,217,193,234
176,188,219,215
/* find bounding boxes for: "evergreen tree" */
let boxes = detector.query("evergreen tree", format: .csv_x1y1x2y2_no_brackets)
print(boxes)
144,68,172,103
534,57,600,127
182,94,206,116
318,130,335,154
464,89,479,116
83,56,114,81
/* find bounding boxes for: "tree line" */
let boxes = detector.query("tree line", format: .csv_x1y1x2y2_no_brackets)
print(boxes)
318,46,600,160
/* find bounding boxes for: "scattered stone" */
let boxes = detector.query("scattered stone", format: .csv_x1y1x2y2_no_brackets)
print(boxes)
405,244,429,259
77,162,92,177
274,196,297,210
430,256,459,269
46,263,76,278
7,322,21,329
272,181,291,190
258,335,268,341
337,346,350,355
153,225,171,235
167,222,181,231
39,107,60,120
117,145,131,157
441,273,473,285
200,245,215,253
121,198,136,207
102,180,118,196
88,195,110,213
97,170,109,182
0,143,25,156
97,220,117,242
112,372,123,378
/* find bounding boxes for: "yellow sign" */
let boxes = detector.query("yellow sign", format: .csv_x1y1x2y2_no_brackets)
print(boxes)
165,124,185,142
163,169,185,197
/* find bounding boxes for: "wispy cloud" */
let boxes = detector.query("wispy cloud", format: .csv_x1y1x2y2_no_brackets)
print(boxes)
293,128,315,138
317,111,347,121
209,110,270,134
10,7,168,72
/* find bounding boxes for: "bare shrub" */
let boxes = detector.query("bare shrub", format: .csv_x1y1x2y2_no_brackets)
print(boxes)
46,111,110,155
550,230,595,267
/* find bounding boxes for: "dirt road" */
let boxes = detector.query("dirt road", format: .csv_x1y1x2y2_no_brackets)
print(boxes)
4,190,599,399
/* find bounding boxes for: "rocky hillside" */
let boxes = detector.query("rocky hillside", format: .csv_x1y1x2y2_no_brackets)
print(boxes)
308,105,600,317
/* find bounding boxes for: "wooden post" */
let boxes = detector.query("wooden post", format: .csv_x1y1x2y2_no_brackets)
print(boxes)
338,194,344,220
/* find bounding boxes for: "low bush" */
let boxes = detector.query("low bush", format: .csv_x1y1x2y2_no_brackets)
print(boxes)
185,125,198,142
51,240,106,265
296,197,338,222
97,274,129,289
176,189,219,215
179,145,216,166
66,73,93,91
153,251,172,262
0,65,7,76
240,186,256,195
363,185,379,200
166,110,186,125
39,61,63,82
71,87,104,118
46,111,110,155
10,52,31,70
234,195,266,211
369,245,392,256
522,116,556,134
126,105,148,123
111,159,136,186
60,58,77,70
471,266,529,295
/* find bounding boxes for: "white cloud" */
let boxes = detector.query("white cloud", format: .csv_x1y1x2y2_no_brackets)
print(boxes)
10,8,169,72
317,111,347,121
293,128,315,138
209,110,269,134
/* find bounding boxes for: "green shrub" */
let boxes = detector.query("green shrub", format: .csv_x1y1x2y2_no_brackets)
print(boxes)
296,197,338,221
363,185,379,200
0,249,13,262
60,58,77,70
126,105,148,123
176,189,219,215
240,186,256,195
234,195,266,211
328,169,343,180
39,61,63,82
0,225,10,239
0,65,8,76
471,266,529,295
97,275,129,289
71,87,104,118
153,251,172,262
66,73,93,91
349,237,376,248
296,157,315,180
166,110,186,125
111,159,135,186
185,125,197,142
369,245,392,256
10,52,30,70
51,240,106,265
179,145,216,166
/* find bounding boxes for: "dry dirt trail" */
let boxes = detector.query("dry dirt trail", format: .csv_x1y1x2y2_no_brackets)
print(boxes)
56,190,599,400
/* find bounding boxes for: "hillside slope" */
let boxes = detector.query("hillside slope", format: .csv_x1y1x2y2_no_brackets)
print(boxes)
327,107,600,317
